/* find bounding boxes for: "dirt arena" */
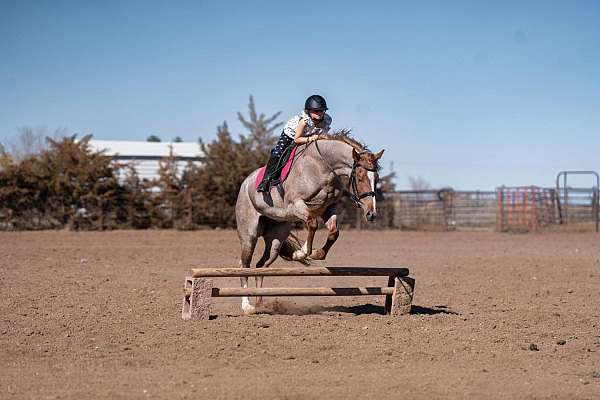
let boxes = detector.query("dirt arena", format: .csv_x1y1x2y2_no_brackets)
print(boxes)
1,229,599,399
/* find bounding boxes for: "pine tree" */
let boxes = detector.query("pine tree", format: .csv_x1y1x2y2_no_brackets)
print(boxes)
150,147,182,228
120,164,152,228
0,135,122,229
146,135,161,142
185,122,257,227
237,95,282,163
41,135,122,229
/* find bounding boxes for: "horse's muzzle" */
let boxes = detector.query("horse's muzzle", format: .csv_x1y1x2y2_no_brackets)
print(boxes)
366,211,377,222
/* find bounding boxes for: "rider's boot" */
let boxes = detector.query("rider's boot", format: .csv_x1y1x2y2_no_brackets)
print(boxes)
257,156,279,193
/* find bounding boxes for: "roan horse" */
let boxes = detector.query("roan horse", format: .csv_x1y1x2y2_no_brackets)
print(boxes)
235,131,383,314
235,131,384,314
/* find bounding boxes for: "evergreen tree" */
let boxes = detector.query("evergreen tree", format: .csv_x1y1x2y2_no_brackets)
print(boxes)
185,122,256,227
0,135,122,229
41,135,121,229
120,164,152,229
237,95,282,163
150,147,182,228
146,135,161,142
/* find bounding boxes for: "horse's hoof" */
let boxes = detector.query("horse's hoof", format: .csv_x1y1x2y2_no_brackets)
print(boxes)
242,304,257,315
292,250,307,261
309,249,327,260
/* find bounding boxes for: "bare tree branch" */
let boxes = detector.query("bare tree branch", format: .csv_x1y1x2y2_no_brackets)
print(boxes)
408,176,431,191
7,126,47,161
237,95,282,159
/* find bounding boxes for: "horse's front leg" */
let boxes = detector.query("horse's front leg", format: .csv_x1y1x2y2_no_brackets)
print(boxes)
310,206,339,260
293,216,318,261
285,199,316,261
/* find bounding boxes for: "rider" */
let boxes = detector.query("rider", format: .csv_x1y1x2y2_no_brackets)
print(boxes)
257,94,332,192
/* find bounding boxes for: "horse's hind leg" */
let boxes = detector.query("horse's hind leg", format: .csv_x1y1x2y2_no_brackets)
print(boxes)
238,219,262,315
254,222,291,306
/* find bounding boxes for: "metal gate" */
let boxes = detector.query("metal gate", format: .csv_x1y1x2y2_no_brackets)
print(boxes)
555,171,599,233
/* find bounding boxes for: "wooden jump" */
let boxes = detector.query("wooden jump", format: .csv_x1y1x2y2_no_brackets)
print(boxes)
185,286,395,297
191,266,410,278
182,266,415,320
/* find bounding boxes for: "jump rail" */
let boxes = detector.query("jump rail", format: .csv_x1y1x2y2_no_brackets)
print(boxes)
191,266,410,278
182,266,415,320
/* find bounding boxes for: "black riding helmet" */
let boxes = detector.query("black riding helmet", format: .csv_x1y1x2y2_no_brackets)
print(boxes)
304,95,328,111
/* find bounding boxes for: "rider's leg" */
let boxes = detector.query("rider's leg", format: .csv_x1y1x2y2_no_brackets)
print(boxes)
257,156,279,192
257,133,293,192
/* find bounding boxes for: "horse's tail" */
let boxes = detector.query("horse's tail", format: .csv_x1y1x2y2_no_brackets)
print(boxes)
278,231,311,266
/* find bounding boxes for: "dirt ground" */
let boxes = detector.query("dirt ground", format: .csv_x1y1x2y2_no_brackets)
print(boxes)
1,229,599,399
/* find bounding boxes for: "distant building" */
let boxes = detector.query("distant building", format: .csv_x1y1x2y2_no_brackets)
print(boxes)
88,140,204,181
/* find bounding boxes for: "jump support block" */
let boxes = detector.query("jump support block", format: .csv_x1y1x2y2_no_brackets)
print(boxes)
182,273,415,320
182,277,213,320
384,276,416,316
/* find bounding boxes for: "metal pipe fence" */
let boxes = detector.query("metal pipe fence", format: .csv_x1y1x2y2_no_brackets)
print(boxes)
384,190,497,230
2,187,599,232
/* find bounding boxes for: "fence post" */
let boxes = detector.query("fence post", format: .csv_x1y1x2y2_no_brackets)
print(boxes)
531,186,539,231
564,174,569,224
593,189,599,233
509,189,514,228
496,188,503,231
522,189,527,229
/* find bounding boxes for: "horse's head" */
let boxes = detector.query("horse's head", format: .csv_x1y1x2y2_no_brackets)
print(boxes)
351,148,385,222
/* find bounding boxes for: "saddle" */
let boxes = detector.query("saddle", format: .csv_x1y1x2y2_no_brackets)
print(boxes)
255,145,298,189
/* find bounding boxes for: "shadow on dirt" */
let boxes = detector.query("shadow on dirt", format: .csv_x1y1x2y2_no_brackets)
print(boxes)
410,305,459,315
320,303,386,315
316,304,459,316
213,302,459,318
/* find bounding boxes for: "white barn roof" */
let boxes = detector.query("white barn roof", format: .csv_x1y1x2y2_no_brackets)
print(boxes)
88,140,204,181
89,140,203,159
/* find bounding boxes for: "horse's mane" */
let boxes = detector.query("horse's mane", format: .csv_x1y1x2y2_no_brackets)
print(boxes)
320,129,368,152
318,129,381,170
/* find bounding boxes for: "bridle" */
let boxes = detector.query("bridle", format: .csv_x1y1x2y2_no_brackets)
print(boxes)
347,161,377,209
314,140,377,209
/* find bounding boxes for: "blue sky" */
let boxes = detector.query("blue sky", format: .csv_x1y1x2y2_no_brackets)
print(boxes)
1,1,599,189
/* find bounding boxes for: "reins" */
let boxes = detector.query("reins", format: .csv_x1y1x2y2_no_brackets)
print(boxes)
269,142,309,181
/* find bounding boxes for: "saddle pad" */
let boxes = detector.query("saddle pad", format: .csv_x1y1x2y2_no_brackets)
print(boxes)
255,145,298,189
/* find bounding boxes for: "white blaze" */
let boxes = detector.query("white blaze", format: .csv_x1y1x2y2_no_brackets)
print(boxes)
367,171,376,213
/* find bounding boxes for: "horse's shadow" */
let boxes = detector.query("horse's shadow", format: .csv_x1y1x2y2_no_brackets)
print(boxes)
215,304,458,319
319,303,459,316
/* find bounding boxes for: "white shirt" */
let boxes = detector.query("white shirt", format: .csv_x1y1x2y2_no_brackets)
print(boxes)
282,110,332,139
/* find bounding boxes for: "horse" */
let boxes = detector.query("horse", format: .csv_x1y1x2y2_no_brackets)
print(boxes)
234,131,384,314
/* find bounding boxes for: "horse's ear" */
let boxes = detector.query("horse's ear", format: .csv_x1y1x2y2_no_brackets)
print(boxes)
373,149,385,161
352,148,361,161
